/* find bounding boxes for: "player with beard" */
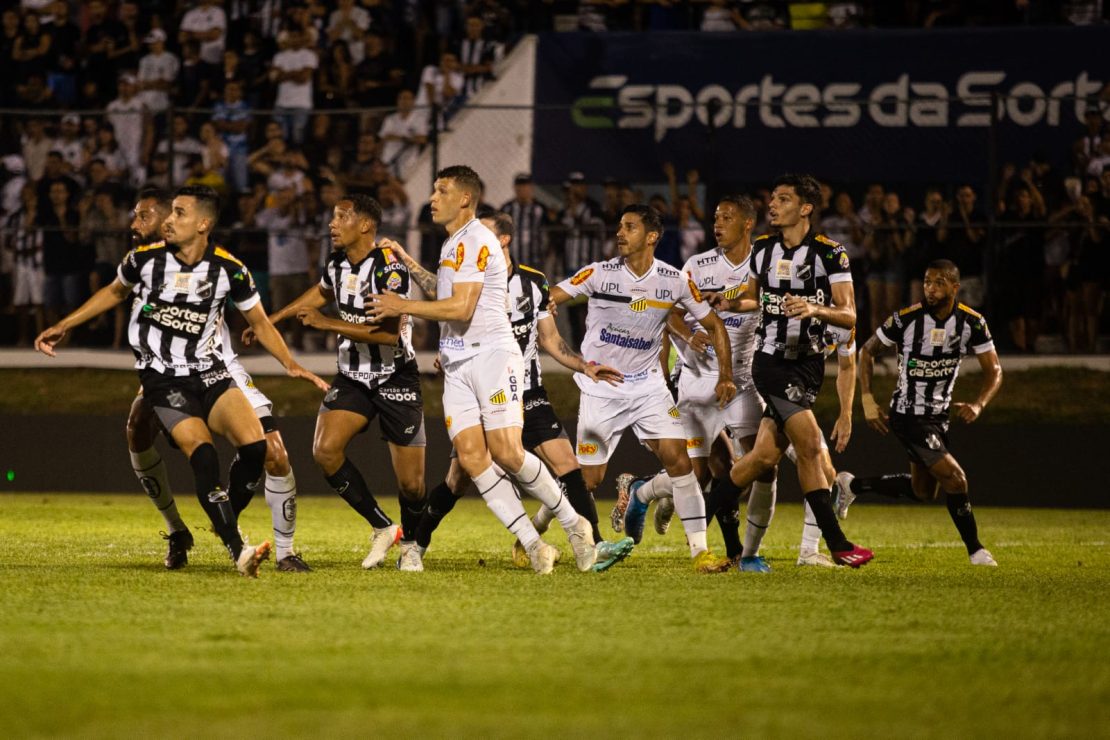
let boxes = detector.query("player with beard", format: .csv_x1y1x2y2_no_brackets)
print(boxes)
124,187,312,572
858,259,1002,566
36,185,327,577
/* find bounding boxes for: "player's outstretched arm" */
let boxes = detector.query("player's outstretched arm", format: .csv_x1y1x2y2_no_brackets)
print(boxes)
241,303,329,391
35,280,131,356
366,282,480,323
296,307,402,347
537,315,622,386
953,350,1002,424
831,348,857,453
859,334,890,435
708,277,758,314
666,308,710,354
378,238,438,298
244,284,331,345
695,311,736,408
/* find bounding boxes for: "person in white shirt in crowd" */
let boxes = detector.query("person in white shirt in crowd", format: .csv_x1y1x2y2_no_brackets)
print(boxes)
106,74,149,186
20,118,54,182
327,0,371,64
270,28,319,145
55,115,86,182
179,0,226,70
257,185,312,350
415,51,463,130
155,114,204,186
137,29,179,119
379,89,428,177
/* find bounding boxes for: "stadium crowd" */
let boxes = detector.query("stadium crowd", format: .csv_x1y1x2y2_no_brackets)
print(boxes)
1,0,1107,353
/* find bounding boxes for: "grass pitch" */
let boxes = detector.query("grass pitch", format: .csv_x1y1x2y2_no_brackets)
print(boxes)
1,494,1108,738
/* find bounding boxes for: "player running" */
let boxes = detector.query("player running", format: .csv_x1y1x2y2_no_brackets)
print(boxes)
36,185,327,578
858,259,1003,566
367,165,595,575
550,204,735,573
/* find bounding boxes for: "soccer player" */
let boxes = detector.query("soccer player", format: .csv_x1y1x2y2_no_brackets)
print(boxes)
707,174,874,567
858,259,1003,566
550,204,735,573
367,165,596,575
252,193,428,570
35,185,327,578
380,211,633,572
124,187,310,572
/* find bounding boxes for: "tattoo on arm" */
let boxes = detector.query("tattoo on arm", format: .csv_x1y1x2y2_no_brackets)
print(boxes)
556,337,583,365
863,335,890,357
407,261,438,297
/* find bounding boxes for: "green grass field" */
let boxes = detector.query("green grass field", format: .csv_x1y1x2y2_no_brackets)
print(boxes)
1,494,1108,738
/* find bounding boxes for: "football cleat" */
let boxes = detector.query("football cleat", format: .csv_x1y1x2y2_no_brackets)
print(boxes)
528,540,560,575
236,541,272,578
796,550,839,568
693,550,732,574
834,471,857,520
654,495,675,535
622,480,650,544
611,473,635,533
163,528,194,570
397,541,425,572
831,544,874,568
362,524,400,569
510,539,531,569
739,555,772,573
592,537,634,573
969,548,998,567
568,516,597,572
276,553,312,572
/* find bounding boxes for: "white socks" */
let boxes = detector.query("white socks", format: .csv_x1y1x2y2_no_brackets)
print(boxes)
511,453,579,531
635,471,673,504
475,464,540,550
670,471,708,557
742,480,776,558
532,504,554,534
800,500,822,554
130,447,186,533
265,471,297,561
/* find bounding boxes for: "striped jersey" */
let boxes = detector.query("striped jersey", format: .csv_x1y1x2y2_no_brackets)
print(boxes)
877,303,994,417
507,263,550,393
319,245,416,390
749,230,853,360
557,257,710,399
675,246,758,389
117,241,260,375
501,199,547,270
436,218,517,366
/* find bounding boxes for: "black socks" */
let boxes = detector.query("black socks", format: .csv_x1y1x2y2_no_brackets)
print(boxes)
945,493,983,555
414,481,460,549
399,490,427,542
326,458,392,529
189,442,242,559
560,469,602,543
229,440,267,515
804,489,852,552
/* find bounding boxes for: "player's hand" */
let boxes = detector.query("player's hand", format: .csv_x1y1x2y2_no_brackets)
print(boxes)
433,354,444,376
546,298,558,318
377,237,410,263
830,413,852,453
296,307,325,328
241,326,258,346
704,291,730,311
366,290,405,321
783,293,817,319
688,331,711,354
862,393,888,435
34,325,66,357
951,401,982,424
715,377,737,409
583,361,623,387
287,362,329,391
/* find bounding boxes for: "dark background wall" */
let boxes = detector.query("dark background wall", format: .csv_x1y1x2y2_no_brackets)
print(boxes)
0,415,1104,508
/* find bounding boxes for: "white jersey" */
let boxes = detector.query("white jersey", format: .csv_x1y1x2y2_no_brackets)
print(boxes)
675,246,757,389
557,257,710,399
436,218,517,366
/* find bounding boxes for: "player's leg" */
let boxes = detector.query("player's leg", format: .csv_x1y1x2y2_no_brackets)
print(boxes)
910,462,941,502
797,444,840,567
703,432,744,561
412,454,470,556
262,426,310,572
207,385,268,520
126,393,190,569
373,380,430,571
927,448,993,565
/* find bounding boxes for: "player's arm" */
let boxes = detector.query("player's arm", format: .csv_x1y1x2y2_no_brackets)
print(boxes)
366,281,480,323
240,302,329,391
784,280,856,329
694,310,736,408
708,276,758,314
859,333,893,435
297,308,401,346
953,349,1002,424
537,314,622,386
34,279,131,356
666,308,710,354
831,346,856,453
378,237,438,298
243,283,331,345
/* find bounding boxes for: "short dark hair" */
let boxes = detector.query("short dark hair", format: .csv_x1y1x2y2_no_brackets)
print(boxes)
436,164,483,200
346,192,382,226
926,259,960,282
772,173,822,208
621,204,663,237
174,185,220,223
717,194,757,222
482,211,514,239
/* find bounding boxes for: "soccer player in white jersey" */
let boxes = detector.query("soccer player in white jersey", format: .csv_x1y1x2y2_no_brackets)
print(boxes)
123,187,308,572
858,260,1003,566
367,165,595,575
256,194,430,570
550,204,735,573
36,185,327,578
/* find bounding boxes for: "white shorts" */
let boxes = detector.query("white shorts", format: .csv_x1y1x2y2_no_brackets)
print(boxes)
678,372,764,458
13,263,44,306
575,387,686,465
442,347,524,440
227,356,273,416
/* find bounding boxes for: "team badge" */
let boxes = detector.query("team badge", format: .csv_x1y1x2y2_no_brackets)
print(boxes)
489,389,507,405
166,390,186,409
515,294,532,314
723,284,743,300
476,246,490,272
926,433,942,451
839,252,850,270
785,384,805,403
139,476,161,499
930,328,947,347
324,387,339,403
795,263,813,281
775,259,793,280
194,278,213,299
282,497,296,523
667,406,681,419
577,441,599,456
570,268,594,286
445,416,452,429
386,271,403,291
629,297,648,312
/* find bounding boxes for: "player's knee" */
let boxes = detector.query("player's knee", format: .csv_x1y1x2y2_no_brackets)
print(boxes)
312,437,343,471
489,447,524,476
237,439,267,473
939,466,968,494
398,474,425,499
791,433,822,460
126,406,155,451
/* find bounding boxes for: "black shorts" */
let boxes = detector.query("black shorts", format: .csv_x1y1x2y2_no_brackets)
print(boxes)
751,352,825,430
521,387,567,450
139,367,234,433
890,413,950,468
321,372,426,447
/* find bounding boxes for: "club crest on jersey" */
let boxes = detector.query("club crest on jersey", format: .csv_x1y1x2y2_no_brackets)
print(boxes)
723,284,744,300
476,246,490,272
167,390,187,409
386,271,403,291
577,441,599,456
489,389,507,405
667,406,681,419
194,278,213,300
628,297,649,312
795,263,813,281
515,294,532,314
775,259,793,280
570,268,594,286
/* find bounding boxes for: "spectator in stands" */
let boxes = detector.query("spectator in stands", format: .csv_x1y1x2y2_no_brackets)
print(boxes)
40,178,84,329
154,114,203,186
177,41,212,108
864,191,914,332
457,15,501,97
948,184,988,308
55,115,85,181
1074,107,1103,175
179,0,227,75
377,178,411,242
80,0,116,104
270,28,319,145
342,131,383,191
137,29,178,121
106,74,149,185
211,79,251,192
47,1,79,106
107,1,142,75
236,30,269,108
415,51,463,128
20,117,54,181
198,121,229,182
379,90,428,177
996,183,1046,352
742,0,789,29
327,0,371,64
257,185,311,349
7,182,44,346
501,172,548,271
0,10,21,109
13,10,51,81
317,39,356,109
80,185,128,348
354,32,403,110
663,162,705,263
35,151,79,207
311,178,343,271
227,190,269,292
145,152,170,189
701,0,750,31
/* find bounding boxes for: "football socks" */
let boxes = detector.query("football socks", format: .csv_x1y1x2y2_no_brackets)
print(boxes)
671,471,708,557
326,458,393,529
414,481,459,549
945,493,984,555
264,471,297,562
130,447,185,533
803,489,852,552
189,442,242,559
475,464,540,550
742,479,777,558
511,453,578,532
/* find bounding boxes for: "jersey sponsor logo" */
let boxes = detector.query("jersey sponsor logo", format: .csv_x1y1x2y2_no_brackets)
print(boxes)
838,252,850,270
200,367,230,387
381,247,398,264
775,259,793,279
686,279,703,302
512,320,532,339
695,254,717,266
762,291,825,315
600,325,653,350
524,395,551,411
140,301,207,338
905,356,960,378
439,337,465,350
723,316,745,328
600,262,623,271
600,281,621,293
577,441,599,456
489,389,508,405
929,328,947,346
815,234,841,248
477,246,491,272
380,387,420,403
686,436,704,449
339,308,371,325
570,267,594,285
441,243,465,270
386,271,403,291
667,406,681,418
344,273,360,294
171,272,192,294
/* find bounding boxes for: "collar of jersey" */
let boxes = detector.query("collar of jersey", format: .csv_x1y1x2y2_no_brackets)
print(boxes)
621,258,656,282
445,217,478,244
718,246,749,270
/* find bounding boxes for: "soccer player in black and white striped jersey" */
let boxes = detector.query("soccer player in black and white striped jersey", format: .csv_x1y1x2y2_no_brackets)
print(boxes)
858,260,1003,566
36,185,328,578
709,174,874,568
259,193,431,570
